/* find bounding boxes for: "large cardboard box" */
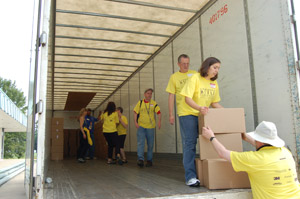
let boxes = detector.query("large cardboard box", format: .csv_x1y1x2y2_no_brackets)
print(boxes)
195,158,204,186
199,108,246,134
199,133,242,160
51,152,63,161
51,132,64,146
51,145,63,153
203,159,250,189
51,118,64,129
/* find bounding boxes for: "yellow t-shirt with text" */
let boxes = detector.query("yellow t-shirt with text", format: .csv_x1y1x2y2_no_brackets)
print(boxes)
231,146,300,199
117,115,128,136
165,70,197,116
180,74,220,116
134,99,160,129
100,112,119,133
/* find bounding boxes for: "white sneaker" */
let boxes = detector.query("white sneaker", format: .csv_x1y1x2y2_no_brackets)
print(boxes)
186,178,200,187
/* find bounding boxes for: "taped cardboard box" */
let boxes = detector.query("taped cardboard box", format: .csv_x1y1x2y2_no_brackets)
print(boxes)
51,133,64,146
51,152,63,161
199,133,242,160
51,145,64,153
195,158,204,186
199,108,246,134
51,118,64,129
203,159,250,189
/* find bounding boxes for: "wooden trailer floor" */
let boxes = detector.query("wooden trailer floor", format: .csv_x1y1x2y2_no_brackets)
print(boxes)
44,153,252,199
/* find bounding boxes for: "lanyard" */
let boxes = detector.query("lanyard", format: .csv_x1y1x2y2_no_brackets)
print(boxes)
144,101,153,125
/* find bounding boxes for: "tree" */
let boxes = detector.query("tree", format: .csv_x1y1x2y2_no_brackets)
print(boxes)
4,132,26,159
1,77,27,159
0,77,27,113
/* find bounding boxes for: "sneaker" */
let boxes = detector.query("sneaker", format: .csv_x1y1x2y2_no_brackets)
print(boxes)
137,160,144,167
145,161,152,167
107,160,116,164
85,157,90,160
122,159,128,163
186,178,200,187
77,158,86,163
117,157,123,165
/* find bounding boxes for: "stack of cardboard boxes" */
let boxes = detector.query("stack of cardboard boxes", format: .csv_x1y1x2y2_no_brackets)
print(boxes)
196,108,251,189
51,118,64,160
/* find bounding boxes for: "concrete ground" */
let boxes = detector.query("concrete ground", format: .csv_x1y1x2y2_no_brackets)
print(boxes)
0,159,26,199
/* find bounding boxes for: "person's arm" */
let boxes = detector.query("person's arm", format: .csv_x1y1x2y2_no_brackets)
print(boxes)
79,117,86,139
168,93,175,125
157,112,162,129
185,97,209,115
242,133,256,146
133,111,139,128
211,102,223,108
202,126,231,162
118,113,128,129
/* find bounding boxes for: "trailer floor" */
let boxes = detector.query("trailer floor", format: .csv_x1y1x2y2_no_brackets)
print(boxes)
44,153,252,199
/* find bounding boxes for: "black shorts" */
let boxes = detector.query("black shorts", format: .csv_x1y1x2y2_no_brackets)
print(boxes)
118,135,126,148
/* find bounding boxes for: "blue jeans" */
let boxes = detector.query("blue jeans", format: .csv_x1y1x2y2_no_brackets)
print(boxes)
137,126,154,161
179,115,198,182
87,133,95,158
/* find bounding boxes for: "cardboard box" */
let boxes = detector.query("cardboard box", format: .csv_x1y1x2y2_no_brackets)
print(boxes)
51,145,64,153
203,159,250,189
51,127,63,134
52,118,64,125
195,158,204,186
51,133,64,146
199,133,242,160
51,152,63,161
199,108,246,134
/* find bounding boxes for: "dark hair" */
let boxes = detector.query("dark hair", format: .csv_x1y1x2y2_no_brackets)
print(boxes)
178,54,189,63
87,108,92,112
104,101,116,116
117,107,123,113
144,88,153,94
199,57,221,81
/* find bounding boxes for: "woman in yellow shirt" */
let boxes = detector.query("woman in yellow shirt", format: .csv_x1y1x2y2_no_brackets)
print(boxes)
100,102,122,165
117,107,128,163
180,57,223,186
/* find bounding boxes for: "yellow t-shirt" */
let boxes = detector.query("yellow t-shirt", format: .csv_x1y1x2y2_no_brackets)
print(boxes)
100,112,119,133
134,99,160,129
180,73,221,116
231,146,300,199
117,115,128,136
165,70,197,116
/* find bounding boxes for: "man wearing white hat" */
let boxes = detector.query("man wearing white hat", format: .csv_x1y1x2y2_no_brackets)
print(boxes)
202,121,300,199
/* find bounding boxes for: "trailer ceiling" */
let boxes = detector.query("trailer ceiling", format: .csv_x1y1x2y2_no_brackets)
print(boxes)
50,0,209,111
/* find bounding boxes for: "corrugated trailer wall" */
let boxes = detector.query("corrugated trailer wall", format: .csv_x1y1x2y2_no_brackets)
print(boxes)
95,0,300,160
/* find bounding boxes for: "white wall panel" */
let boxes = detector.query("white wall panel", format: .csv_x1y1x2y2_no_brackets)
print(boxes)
154,45,176,153
139,61,154,99
172,19,203,153
129,74,140,151
120,82,130,151
173,19,202,72
247,0,296,154
201,0,254,138
113,90,121,108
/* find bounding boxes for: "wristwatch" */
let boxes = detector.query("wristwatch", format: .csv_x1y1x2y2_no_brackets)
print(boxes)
210,137,215,142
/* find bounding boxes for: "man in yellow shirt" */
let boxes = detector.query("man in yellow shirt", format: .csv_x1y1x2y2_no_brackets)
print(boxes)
134,88,161,167
165,54,198,186
202,121,300,199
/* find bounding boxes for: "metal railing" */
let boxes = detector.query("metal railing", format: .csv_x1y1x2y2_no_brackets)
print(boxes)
0,161,25,186
0,88,27,126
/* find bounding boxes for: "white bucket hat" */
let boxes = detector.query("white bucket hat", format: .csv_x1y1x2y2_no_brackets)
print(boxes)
247,121,285,147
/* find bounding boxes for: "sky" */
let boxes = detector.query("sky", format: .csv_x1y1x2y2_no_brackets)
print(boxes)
0,0,299,102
